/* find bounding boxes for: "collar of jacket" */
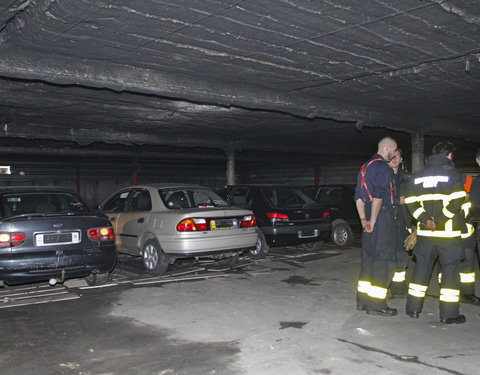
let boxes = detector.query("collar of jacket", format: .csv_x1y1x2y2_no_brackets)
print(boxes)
426,154,454,167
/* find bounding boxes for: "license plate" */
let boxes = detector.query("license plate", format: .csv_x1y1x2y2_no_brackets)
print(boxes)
210,219,239,230
298,229,319,239
35,232,80,246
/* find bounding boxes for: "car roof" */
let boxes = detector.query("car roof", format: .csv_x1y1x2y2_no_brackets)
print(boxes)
120,183,208,190
0,186,77,193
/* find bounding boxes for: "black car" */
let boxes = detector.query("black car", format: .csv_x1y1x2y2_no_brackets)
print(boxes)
301,184,359,247
217,185,331,257
0,187,117,286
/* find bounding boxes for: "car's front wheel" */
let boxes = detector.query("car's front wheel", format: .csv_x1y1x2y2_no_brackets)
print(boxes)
85,272,109,286
331,221,354,247
250,229,269,259
142,239,169,275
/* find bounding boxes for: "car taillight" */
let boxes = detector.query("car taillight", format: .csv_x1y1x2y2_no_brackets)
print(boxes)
0,232,26,248
241,215,256,227
323,211,331,217
177,218,208,232
88,227,114,241
267,212,289,223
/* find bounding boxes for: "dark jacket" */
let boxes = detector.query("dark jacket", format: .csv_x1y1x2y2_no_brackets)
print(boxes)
405,154,465,238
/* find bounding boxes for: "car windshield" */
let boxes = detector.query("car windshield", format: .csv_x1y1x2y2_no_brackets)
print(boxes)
0,191,89,218
159,188,229,209
262,187,317,208
315,188,342,205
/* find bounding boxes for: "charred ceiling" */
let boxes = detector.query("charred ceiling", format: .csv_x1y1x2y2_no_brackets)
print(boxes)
0,0,479,159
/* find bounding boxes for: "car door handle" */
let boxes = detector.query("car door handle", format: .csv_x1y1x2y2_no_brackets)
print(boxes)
137,218,145,223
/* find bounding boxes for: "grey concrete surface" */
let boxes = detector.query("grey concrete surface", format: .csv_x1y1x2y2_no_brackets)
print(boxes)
1,246,479,375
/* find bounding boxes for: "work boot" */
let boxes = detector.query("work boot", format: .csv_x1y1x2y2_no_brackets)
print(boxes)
406,311,420,319
366,307,398,316
440,315,466,324
460,294,480,305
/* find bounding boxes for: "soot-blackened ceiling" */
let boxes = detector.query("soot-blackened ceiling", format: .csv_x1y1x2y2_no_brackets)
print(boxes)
0,0,479,158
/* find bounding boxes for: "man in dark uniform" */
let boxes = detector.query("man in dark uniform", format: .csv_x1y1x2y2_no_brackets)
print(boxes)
388,149,410,297
355,136,398,316
404,141,466,324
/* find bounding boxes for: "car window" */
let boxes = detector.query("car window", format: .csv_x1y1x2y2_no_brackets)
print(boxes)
126,189,152,212
316,188,342,205
0,191,89,217
102,190,130,213
261,187,316,208
228,187,252,209
159,188,229,209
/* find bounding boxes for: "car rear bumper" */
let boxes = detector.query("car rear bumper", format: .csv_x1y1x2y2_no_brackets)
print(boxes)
261,223,331,247
160,229,258,259
0,245,117,285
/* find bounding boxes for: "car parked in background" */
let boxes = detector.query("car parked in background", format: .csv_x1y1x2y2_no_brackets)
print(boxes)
99,184,257,275
217,185,331,255
301,184,359,247
0,187,116,286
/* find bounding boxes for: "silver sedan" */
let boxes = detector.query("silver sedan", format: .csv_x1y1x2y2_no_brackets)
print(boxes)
99,184,258,275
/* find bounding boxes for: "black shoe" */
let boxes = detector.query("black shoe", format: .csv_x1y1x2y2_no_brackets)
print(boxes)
406,311,420,319
366,307,398,316
440,315,466,324
460,294,480,305
357,305,366,311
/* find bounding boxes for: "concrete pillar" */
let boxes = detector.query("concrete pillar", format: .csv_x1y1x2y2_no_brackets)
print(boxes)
226,148,235,185
411,132,424,173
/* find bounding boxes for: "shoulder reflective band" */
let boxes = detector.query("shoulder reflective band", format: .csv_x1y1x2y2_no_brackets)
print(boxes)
367,285,388,300
359,158,382,202
439,288,460,303
460,272,475,283
392,271,406,283
357,280,370,294
414,175,449,188
417,219,461,238
408,283,428,298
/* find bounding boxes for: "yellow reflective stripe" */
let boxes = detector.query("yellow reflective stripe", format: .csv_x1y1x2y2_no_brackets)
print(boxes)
462,202,472,216
368,285,388,299
442,207,455,218
440,288,460,302
408,283,427,298
357,280,370,294
414,175,449,187
438,273,442,284
417,219,461,238
460,272,475,283
406,191,466,203
392,271,406,283
412,207,425,219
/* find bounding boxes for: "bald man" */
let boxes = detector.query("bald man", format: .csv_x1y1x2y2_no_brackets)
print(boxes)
354,137,398,316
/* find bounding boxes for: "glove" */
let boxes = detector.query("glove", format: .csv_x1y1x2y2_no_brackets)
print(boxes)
404,227,417,251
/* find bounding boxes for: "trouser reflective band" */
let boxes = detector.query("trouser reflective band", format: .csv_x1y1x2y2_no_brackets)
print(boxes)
392,271,406,283
440,288,460,302
438,273,442,284
357,280,370,294
368,285,388,299
460,272,475,283
408,283,428,298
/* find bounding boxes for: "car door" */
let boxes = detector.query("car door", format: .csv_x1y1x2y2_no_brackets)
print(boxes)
116,189,152,254
101,189,132,251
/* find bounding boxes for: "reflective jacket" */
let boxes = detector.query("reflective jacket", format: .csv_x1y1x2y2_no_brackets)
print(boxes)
405,154,466,238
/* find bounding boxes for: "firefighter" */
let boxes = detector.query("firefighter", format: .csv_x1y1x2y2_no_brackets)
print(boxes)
387,149,411,297
355,136,398,316
404,141,466,324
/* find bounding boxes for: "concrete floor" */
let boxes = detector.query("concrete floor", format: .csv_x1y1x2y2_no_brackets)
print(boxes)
1,245,479,375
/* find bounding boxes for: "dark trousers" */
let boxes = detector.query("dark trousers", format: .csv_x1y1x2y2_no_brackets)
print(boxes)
357,206,396,310
460,237,477,295
390,206,410,295
406,237,463,319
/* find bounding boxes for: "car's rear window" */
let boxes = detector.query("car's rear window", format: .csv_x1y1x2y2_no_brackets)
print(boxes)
159,188,229,209
0,191,89,217
261,187,317,208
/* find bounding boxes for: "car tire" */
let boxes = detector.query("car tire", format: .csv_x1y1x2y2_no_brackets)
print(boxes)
85,272,109,286
331,221,354,247
142,239,169,275
299,241,323,251
250,230,269,259
212,253,240,269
